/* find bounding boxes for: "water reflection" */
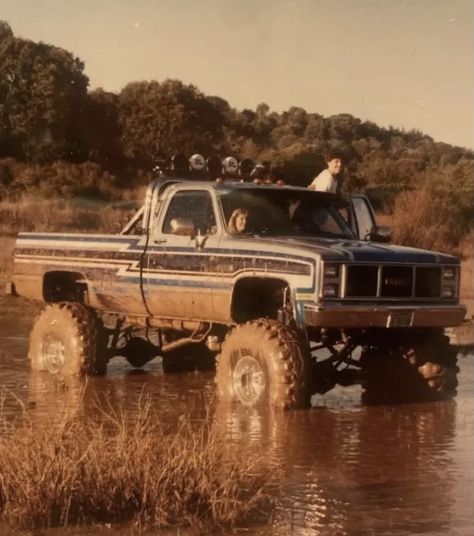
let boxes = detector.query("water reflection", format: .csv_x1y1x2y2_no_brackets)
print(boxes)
213,400,462,536
24,367,217,431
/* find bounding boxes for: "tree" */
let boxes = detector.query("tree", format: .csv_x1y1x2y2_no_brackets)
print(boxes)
304,113,326,142
327,113,360,144
0,20,13,41
82,88,123,168
0,22,89,162
118,79,227,168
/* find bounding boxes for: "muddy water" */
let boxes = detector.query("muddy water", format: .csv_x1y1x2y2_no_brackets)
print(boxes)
0,312,473,536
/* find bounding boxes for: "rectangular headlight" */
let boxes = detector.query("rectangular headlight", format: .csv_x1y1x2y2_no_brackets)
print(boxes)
323,284,339,297
442,267,456,280
442,287,455,299
324,264,340,278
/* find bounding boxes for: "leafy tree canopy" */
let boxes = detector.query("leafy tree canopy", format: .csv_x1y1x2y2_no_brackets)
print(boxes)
118,79,228,168
0,21,89,162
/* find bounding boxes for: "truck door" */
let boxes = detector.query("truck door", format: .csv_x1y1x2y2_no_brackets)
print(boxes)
347,194,378,240
144,188,221,320
347,194,392,243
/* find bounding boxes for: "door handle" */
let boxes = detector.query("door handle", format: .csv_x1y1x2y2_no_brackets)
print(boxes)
153,238,167,245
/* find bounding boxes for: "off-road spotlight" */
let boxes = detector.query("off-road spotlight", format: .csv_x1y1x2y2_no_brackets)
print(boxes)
189,153,206,172
222,156,239,177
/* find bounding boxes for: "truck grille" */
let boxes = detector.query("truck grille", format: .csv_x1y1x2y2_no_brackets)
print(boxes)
415,266,441,297
381,266,412,297
344,265,442,299
346,266,378,297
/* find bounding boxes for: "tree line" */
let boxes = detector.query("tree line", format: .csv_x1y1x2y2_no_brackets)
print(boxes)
0,21,473,243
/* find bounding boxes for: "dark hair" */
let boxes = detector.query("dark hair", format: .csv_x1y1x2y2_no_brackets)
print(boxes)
324,150,344,163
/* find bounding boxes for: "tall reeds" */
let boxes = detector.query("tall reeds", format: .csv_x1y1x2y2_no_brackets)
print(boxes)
0,395,273,531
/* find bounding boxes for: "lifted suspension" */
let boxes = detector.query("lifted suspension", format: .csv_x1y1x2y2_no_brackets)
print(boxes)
309,330,366,394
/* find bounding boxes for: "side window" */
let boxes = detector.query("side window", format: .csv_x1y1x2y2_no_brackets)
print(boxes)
162,190,217,235
352,197,376,240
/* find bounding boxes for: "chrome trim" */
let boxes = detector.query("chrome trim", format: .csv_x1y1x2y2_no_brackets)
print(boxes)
376,265,382,297
304,303,466,328
341,263,347,298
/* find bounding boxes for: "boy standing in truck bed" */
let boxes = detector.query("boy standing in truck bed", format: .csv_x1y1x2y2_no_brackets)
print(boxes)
308,151,343,193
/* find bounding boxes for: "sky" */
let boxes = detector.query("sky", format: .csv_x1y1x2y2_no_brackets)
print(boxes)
2,0,473,149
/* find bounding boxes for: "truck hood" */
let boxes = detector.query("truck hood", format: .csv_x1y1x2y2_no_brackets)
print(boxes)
250,236,458,264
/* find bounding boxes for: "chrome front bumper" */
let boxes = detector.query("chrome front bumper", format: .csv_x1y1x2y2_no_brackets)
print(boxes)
304,303,466,328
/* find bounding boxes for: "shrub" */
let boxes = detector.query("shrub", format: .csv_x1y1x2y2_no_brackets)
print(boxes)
0,158,123,202
387,187,469,253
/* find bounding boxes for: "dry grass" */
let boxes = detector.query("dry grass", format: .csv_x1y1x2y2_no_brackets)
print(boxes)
0,235,15,285
0,196,137,236
0,395,273,531
379,188,457,252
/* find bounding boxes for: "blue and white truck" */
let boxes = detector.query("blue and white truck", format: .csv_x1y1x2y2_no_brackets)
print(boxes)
11,177,466,408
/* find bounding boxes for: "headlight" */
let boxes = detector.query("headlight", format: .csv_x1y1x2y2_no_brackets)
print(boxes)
324,264,340,278
442,287,455,299
441,266,458,299
442,267,456,280
322,262,341,298
323,284,339,297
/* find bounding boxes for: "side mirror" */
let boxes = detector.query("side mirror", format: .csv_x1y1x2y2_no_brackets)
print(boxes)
170,218,195,236
368,225,392,243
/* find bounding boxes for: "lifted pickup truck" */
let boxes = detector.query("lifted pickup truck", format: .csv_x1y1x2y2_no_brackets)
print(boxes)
11,178,466,407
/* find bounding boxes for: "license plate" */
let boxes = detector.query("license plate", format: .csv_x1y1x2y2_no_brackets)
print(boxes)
386,311,413,328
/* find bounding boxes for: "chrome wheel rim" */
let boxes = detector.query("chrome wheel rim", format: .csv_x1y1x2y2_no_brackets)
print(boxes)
232,355,266,405
42,334,65,374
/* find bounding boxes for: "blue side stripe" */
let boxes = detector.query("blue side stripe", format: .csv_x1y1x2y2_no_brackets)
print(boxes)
17,235,315,266
118,276,229,289
18,233,137,244
94,276,314,294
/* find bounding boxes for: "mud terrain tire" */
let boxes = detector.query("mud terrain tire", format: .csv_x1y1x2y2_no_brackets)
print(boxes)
29,302,106,376
215,319,310,409
361,330,458,404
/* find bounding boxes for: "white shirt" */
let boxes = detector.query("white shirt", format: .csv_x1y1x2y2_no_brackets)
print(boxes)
309,169,337,193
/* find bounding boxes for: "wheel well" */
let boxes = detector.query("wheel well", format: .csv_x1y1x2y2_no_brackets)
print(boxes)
43,271,88,303
231,278,290,323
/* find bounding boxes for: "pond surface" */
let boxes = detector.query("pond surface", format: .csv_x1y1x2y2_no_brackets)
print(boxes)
0,309,473,536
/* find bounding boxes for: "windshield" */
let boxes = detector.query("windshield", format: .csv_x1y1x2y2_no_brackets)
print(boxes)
220,188,354,239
